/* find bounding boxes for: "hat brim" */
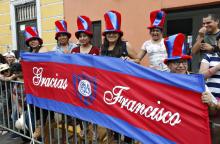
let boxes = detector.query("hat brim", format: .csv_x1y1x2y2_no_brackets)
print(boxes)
147,26,163,30
102,30,123,36
25,37,43,47
164,55,192,65
0,65,9,72
75,31,93,39
55,32,71,40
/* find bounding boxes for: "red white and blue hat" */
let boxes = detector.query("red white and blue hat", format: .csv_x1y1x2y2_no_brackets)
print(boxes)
164,33,192,64
148,10,166,29
55,20,71,40
75,16,93,39
24,26,43,46
103,10,123,36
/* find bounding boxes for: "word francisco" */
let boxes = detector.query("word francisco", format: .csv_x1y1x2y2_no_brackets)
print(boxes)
103,86,181,126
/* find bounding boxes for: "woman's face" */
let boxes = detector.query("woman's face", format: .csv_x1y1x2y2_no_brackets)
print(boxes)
106,32,120,43
57,33,69,45
78,33,91,46
28,38,40,48
5,55,15,65
150,28,163,41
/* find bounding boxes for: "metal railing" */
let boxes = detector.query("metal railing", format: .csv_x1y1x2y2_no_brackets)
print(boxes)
0,80,140,144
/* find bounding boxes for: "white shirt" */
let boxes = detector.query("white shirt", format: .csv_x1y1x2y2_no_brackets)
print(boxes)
53,42,77,54
141,39,168,71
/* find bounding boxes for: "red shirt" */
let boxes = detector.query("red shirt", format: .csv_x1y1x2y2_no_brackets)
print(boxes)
71,46,100,55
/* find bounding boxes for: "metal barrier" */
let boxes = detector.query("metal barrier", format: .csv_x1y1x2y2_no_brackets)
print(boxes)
0,80,140,144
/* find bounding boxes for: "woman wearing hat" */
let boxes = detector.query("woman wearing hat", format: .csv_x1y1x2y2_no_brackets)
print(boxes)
23,26,48,140
101,10,137,143
71,15,100,143
53,20,77,54
0,63,11,80
3,51,17,66
101,10,137,62
25,26,47,53
72,16,99,55
137,10,168,71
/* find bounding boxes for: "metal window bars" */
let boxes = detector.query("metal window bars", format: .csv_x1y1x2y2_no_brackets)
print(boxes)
15,2,36,22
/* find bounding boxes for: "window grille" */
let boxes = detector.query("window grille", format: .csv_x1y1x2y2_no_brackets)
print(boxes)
15,2,36,22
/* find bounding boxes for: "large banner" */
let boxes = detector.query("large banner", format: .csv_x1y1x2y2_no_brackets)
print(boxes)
21,52,211,144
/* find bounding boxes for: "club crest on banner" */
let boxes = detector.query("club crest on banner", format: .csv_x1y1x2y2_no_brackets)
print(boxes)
73,74,97,105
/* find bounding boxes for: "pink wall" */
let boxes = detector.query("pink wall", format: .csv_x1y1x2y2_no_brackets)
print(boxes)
64,0,220,65
162,0,220,9
64,0,162,52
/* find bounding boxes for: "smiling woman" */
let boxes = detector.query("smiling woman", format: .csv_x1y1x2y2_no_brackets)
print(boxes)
71,16,100,55
101,10,138,63
101,10,139,143
53,20,77,54
24,26,47,53
136,10,169,71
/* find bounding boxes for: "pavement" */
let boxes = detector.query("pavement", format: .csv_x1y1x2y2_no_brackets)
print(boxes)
0,129,27,144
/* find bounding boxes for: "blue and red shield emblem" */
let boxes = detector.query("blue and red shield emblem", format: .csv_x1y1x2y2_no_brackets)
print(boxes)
73,74,97,106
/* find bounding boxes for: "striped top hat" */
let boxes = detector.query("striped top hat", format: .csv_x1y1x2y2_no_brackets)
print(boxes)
148,10,166,29
103,10,123,36
55,20,71,40
25,26,43,46
75,16,93,39
164,33,192,64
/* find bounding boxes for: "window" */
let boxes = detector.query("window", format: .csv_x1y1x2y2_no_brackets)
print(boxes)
15,1,37,52
92,21,101,48
15,2,36,22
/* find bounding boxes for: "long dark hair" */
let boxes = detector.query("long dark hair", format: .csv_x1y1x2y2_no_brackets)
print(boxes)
27,37,43,53
29,44,42,53
101,35,126,57
0,54,6,64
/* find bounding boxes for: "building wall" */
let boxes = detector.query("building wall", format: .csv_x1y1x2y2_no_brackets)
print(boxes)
0,0,11,54
64,0,220,51
162,0,220,9
1,0,219,54
40,0,64,50
0,0,64,53
64,0,162,53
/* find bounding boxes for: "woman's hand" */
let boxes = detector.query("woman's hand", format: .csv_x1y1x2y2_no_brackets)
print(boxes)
201,91,213,105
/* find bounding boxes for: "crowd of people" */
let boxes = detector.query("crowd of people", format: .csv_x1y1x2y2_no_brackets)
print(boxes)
0,9,220,144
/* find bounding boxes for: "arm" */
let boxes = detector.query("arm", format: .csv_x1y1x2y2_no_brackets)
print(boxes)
124,42,139,63
191,35,203,54
191,27,206,55
136,49,147,64
201,91,217,109
199,61,220,79
201,86,218,109
39,47,48,53
126,42,149,64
